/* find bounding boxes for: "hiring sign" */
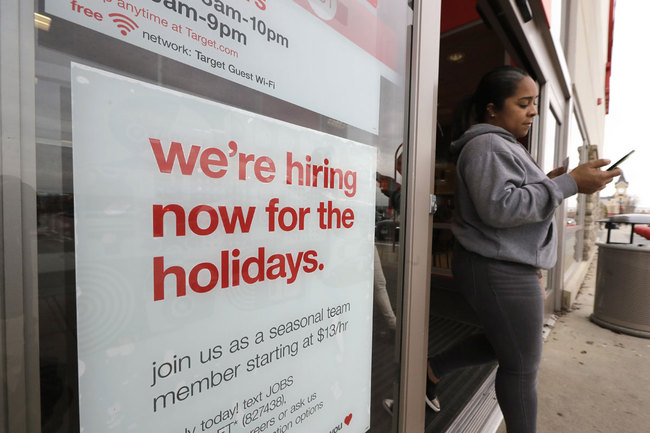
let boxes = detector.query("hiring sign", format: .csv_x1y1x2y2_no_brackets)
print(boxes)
47,0,403,134
71,63,376,433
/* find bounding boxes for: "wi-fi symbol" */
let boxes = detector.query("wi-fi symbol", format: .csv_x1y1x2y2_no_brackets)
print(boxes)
109,13,138,36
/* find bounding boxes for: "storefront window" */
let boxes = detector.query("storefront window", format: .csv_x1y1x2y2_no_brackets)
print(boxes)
541,107,560,175
31,2,412,432
537,105,561,305
563,229,578,271
565,111,586,272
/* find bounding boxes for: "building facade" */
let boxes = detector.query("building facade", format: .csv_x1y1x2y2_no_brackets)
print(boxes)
1,1,615,432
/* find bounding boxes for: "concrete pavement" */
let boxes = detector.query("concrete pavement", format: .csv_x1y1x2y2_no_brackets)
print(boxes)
496,255,650,433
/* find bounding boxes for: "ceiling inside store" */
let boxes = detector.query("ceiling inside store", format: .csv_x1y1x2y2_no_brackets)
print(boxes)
437,21,505,128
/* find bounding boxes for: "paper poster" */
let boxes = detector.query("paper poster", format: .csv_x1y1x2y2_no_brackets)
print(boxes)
71,63,376,433
47,0,404,134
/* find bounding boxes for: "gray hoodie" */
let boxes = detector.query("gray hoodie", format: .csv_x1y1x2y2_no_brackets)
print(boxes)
450,124,578,269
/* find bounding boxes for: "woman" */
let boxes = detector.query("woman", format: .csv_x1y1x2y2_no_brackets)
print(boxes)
425,66,621,433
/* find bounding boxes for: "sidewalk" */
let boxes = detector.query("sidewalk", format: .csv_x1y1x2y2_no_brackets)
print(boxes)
497,256,650,433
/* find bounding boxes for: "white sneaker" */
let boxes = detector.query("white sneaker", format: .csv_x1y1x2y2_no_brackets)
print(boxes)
425,379,441,412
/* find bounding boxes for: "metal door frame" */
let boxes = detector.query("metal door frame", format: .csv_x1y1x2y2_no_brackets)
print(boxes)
1,1,41,432
397,1,440,432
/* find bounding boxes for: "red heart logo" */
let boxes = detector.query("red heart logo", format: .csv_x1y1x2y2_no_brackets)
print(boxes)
344,413,353,425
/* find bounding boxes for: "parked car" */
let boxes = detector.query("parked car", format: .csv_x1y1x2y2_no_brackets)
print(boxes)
375,219,399,242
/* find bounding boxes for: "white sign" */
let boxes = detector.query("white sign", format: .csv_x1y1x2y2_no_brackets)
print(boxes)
47,0,403,134
71,63,376,433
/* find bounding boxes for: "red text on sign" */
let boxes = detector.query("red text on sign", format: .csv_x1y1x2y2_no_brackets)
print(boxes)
152,204,256,237
153,247,321,301
149,138,276,183
150,138,228,178
285,152,357,197
265,198,310,232
317,201,354,229
70,0,103,21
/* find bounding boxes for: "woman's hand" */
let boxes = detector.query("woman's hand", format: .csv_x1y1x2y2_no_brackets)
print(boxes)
569,159,621,194
546,166,568,179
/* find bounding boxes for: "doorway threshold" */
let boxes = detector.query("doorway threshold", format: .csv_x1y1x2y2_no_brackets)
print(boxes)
441,368,502,433
425,315,499,432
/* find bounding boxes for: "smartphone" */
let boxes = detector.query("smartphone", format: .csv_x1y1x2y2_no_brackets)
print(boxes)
607,150,634,171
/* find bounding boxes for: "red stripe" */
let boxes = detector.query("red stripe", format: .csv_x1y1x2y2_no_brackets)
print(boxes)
440,0,480,33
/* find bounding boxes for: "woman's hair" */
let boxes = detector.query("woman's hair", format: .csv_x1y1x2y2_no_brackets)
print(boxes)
452,66,530,139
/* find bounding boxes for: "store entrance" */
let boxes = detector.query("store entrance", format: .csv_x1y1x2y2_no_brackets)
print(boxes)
426,2,511,431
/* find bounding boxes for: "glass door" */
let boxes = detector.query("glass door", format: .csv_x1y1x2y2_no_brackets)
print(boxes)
3,1,415,432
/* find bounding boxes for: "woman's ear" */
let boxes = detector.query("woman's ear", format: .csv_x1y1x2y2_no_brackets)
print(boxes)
486,103,496,119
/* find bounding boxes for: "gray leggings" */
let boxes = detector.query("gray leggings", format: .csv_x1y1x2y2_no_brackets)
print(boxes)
430,243,544,433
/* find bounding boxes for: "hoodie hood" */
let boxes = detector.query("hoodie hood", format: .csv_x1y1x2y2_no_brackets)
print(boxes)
450,123,518,154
